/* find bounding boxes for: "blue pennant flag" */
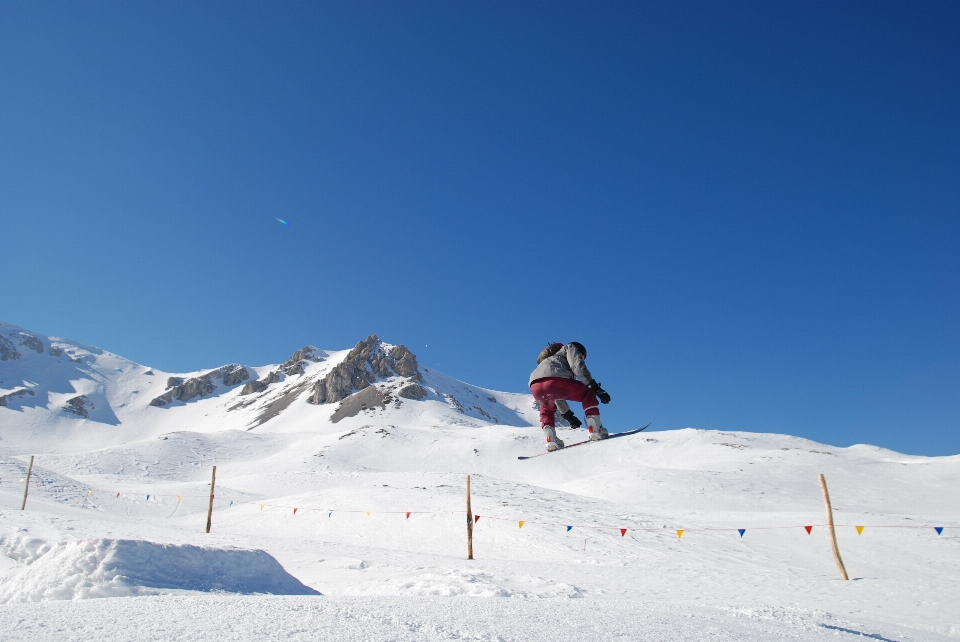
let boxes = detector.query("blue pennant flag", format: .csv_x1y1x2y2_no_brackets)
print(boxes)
738,529,745,537
566,525,573,532
328,511,333,517
146,495,150,501
935,527,943,535
230,500,234,506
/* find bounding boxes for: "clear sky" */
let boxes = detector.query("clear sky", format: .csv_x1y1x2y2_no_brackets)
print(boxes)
1,2,957,455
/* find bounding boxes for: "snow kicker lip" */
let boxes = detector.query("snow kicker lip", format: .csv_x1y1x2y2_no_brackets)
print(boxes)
0,539,320,602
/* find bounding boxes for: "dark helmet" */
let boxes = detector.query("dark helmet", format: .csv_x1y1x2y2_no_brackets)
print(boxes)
568,342,587,358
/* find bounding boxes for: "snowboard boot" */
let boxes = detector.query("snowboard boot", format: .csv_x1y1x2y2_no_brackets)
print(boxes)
542,425,565,452
586,415,609,441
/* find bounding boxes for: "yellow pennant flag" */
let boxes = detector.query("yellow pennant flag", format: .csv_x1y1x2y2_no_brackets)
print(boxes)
366,512,371,517
87,490,94,495
856,526,864,535
677,529,684,539
177,495,182,502
260,504,264,510
519,521,525,529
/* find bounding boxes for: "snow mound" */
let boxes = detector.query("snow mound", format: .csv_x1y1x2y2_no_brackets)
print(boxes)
343,567,583,598
0,539,319,602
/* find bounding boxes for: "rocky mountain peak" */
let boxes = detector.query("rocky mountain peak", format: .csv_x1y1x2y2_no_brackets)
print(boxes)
306,335,422,405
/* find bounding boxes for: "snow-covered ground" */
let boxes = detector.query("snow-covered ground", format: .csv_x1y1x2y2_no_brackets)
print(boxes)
1,322,957,640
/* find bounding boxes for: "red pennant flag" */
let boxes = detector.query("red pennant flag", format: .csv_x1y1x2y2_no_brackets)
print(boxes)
116,493,120,497
804,526,813,534
620,528,627,537
406,512,411,519
474,515,480,523
293,508,298,515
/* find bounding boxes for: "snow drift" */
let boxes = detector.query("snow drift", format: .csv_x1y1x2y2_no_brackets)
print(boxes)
0,539,319,602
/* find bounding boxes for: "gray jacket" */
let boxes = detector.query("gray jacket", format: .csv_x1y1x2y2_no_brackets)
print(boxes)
529,343,596,388
529,344,597,416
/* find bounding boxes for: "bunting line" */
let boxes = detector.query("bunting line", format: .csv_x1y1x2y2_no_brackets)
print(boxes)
2,473,954,542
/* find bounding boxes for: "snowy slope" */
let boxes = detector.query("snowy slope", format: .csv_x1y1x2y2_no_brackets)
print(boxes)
1,322,958,641
0,321,538,451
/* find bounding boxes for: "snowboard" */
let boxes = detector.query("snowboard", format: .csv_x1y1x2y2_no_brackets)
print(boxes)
518,423,651,460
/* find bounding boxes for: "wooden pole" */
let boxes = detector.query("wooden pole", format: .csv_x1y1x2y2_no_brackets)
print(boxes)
466,474,474,560
819,473,849,580
20,456,34,510
205,465,217,533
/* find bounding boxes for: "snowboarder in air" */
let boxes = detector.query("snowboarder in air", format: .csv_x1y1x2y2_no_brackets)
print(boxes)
529,342,611,451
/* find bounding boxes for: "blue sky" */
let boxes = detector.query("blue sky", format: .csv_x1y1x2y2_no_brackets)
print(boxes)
1,2,957,455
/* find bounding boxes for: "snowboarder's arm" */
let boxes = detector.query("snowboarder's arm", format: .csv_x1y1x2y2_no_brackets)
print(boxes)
565,344,594,385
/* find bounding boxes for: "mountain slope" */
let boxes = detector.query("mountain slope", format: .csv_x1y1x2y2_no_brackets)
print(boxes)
0,322,538,451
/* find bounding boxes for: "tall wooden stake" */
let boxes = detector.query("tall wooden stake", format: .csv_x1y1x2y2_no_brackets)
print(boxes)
205,465,217,533
466,474,474,560
819,473,849,580
21,456,34,510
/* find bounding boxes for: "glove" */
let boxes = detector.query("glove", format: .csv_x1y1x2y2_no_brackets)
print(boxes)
588,381,611,404
560,410,582,428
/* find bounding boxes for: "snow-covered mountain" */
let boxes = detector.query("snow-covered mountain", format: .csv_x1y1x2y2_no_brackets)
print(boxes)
1,321,958,641
0,321,537,450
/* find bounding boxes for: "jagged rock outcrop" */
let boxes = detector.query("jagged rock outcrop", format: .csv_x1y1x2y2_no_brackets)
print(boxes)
17,332,44,354
397,383,428,399
0,388,35,406
240,371,280,396
150,364,250,407
238,346,323,396
0,335,20,361
50,346,64,357
65,395,90,417
306,335,422,405
280,346,324,376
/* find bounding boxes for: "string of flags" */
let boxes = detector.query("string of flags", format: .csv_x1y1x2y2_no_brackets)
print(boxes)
466,515,949,539
3,476,952,539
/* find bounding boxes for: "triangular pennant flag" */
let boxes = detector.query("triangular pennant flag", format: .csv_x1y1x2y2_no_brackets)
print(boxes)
935,527,943,535
677,529,684,539
804,526,812,534
229,500,234,506
474,515,480,523
366,512,371,517
856,525,864,535
177,495,182,502
328,511,333,517
87,490,94,495
566,525,573,532
406,512,411,519
519,521,525,529
260,504,263,510
738,529,745,537
620,529,627,537
117,492,120,497
293,508,298,515
146,495,150,501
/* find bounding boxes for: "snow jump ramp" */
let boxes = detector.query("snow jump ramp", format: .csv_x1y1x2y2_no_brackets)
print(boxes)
0,539,320,602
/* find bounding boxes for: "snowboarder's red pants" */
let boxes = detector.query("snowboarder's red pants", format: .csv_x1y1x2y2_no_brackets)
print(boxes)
530,377,599,427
